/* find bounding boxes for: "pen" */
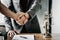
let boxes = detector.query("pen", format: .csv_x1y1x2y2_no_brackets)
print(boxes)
20,36,28,39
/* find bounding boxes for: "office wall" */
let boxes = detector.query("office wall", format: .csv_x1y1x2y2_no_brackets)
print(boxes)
52,0,60,33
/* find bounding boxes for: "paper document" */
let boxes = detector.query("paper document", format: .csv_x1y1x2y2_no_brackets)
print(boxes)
12,34,34,40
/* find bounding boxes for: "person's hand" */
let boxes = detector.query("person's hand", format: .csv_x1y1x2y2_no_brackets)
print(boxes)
16,12,29,25
7,30,16,37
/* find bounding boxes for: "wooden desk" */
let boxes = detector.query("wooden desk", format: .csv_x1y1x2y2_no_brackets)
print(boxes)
7,33,60,40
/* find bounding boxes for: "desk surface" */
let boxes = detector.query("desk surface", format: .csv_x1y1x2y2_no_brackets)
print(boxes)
7,33,60,40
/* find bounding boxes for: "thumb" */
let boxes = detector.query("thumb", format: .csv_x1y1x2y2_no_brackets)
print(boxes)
24,19,28,24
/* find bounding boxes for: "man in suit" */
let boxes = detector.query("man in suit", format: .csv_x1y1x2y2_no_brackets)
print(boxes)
0,0,41,37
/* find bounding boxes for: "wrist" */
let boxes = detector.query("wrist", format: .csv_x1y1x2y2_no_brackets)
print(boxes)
13,14,18,21
25,13,29,19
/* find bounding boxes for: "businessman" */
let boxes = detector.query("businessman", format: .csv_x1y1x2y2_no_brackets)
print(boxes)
0,0,41,37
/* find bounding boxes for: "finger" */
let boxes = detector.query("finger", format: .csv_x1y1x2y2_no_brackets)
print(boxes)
16,15,27,25
24,19,28,24
10,33,12,37
11,32,16,37
21,16,28,24
17,12,25,19
24,13,29,19
18,18,24,25
18,16,26,25
19,21,24,25
10,32,16,37
8,31,14,37
11,32,14,36
8,31,12,36
13,31,16,35
21,16,26,21
8,32,10,35
19,17,26,25
16,20,24,25
18,14,24,19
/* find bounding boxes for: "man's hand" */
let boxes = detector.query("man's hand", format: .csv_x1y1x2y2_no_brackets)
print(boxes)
0,2,29,25
7,30,16,37
15,12,29,25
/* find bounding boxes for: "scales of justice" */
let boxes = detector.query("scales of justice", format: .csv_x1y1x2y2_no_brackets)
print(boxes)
43,13,52,38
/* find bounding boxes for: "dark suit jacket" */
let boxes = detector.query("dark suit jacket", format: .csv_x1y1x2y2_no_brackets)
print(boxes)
4,0,41,33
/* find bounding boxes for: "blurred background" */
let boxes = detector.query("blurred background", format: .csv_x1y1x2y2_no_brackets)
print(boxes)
52,0,60,33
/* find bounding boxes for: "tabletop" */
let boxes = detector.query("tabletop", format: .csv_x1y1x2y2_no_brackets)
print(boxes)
7,33,60,40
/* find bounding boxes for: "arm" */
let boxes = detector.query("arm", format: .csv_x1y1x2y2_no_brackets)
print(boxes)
0,2,27,25
0,2,17,21
27,0,41,20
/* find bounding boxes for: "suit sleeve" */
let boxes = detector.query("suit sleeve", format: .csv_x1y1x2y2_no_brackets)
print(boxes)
27,0,41,20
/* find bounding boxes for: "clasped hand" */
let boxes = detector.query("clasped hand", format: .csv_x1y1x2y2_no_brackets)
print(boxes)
15,12,29,25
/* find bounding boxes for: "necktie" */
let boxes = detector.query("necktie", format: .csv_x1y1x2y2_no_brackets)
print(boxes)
20,0,28,12
20,0,34,12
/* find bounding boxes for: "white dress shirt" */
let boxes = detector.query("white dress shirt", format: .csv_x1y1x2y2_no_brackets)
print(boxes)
1,0,36,33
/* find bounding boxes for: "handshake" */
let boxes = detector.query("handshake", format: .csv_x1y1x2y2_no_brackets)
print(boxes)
14,12,29,25
7,12,29,37
0,2,29,25
0,2,29,37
